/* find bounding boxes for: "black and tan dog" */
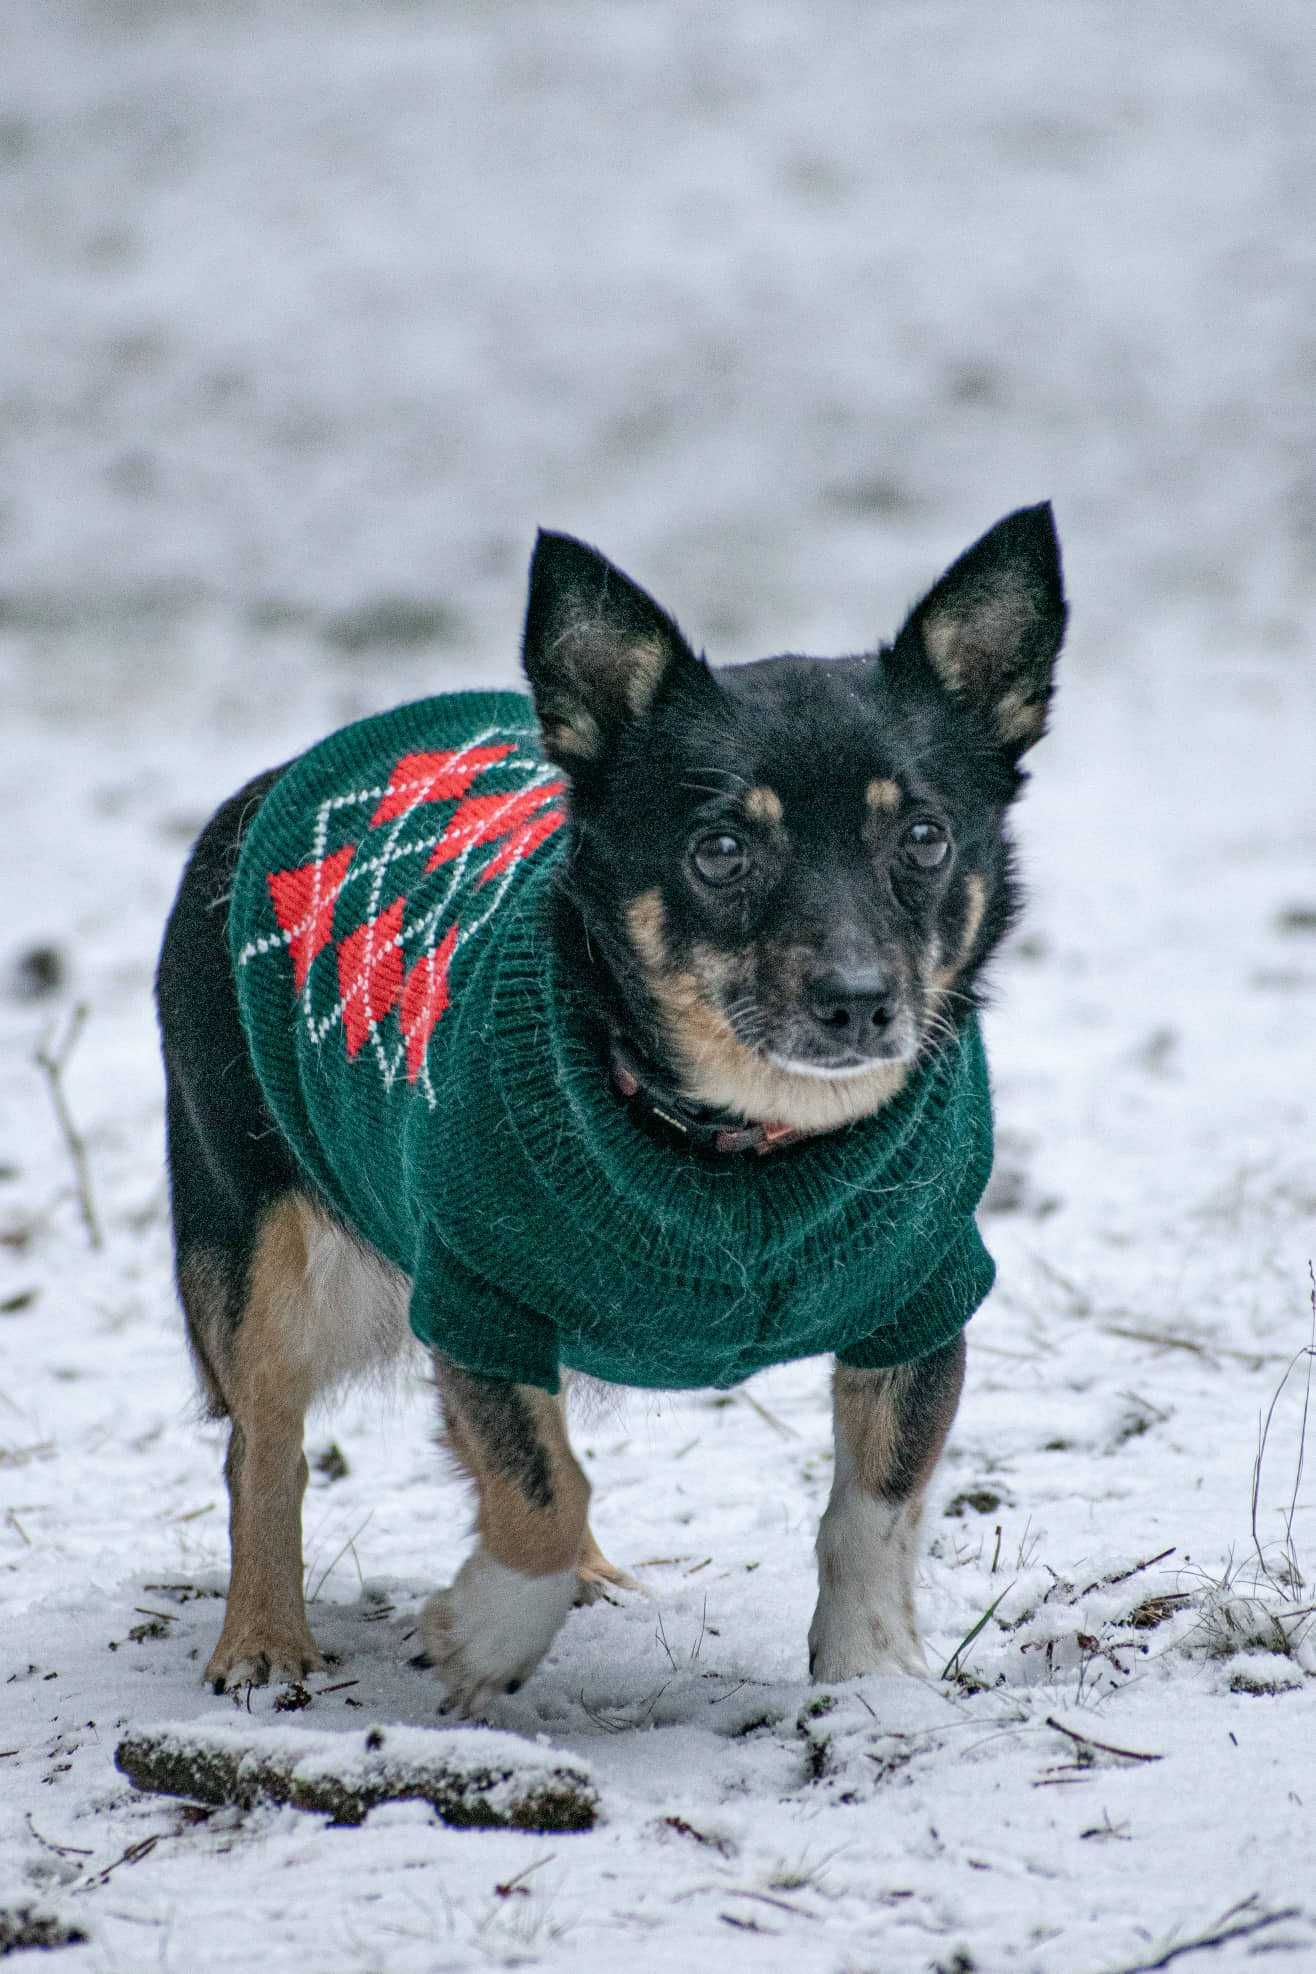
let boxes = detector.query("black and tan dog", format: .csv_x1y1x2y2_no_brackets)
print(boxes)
156,505,1066,1711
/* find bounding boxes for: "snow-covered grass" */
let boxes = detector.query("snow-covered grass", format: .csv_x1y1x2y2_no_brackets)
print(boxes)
3,3,1314,1969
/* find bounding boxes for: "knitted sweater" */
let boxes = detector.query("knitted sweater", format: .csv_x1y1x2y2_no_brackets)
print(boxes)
230,691,997,1393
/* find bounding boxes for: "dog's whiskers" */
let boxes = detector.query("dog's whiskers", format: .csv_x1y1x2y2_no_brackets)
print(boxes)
679,763,751,795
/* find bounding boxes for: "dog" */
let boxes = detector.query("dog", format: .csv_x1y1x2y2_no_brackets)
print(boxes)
155,504,1066,1714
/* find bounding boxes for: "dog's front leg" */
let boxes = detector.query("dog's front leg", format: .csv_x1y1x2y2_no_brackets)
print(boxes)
808,1338,965,1682
422,1358,589,1714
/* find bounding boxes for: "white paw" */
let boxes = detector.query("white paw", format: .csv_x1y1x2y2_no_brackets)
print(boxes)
808,1600,929,1683
421,1551,577,1716
809,1485,928,1683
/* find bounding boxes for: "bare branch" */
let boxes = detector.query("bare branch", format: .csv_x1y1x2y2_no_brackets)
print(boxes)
1100,1895,1302,1974
115,1723,598,1832
1043,1716,1162,1765
34,1002,101,1250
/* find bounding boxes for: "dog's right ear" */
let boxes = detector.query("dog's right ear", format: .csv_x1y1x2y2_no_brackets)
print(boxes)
522,532,704,772
891,503,1068,760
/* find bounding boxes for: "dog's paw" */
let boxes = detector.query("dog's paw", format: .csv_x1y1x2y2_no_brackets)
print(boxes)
807,1578,929,1684
420,1551,577,1716
205,1623,324,1693
807,1617,929,1684
810,1487,928,1683
574,1554,641,1607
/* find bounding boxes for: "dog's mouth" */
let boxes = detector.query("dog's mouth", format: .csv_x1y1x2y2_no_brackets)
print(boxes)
764,1052,891,1081
731,1003,921,1079
704,949,929,1082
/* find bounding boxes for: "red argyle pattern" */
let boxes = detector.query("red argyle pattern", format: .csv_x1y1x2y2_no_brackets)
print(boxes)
369,743,515,826
423,780,566,878
267,844,355,992
400,923,458,1080
337,894,406,1059
259,728,564,1093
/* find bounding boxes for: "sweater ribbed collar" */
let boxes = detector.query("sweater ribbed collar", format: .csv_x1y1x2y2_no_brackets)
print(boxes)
463,849,988,1294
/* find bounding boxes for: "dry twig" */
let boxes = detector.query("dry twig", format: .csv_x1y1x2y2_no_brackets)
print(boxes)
1043,1716,1161,1765
1101,1895,1302,1973
1101,1323,1283,1369
34,1003,101,1250
1079,1547,1176,1597
1249,1264,1315,1592
734,1387,799,1439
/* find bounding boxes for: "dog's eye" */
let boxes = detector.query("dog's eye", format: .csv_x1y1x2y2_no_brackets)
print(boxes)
903,821,950,870
690,833,751,887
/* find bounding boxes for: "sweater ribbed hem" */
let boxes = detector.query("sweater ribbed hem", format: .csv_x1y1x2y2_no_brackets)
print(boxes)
837,1224,996,1369
413,1238,561,1393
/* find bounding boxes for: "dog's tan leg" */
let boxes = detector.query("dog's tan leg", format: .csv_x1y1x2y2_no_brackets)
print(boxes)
551,1391,639,1605
192,1197,411,1690
423,1362,591,1713
808,1336,965,1682
203,1199,323,1690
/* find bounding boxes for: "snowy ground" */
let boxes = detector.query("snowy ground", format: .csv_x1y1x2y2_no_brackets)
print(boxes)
3,3,1315,1969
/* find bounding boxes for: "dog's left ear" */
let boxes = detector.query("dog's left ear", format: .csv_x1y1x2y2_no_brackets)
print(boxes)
893,503,1068,758
522,531,704,772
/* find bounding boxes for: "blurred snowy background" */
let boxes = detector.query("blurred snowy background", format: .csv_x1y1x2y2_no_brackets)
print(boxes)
5,0,1313,714
3,4,1315,1970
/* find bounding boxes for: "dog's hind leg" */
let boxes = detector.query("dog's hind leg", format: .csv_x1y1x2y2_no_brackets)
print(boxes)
808,1337,966,1682
190,1195,413,1691
199,1195,324,1690
159,768,413,1690
157,769,321,1689
423,1362,591,1714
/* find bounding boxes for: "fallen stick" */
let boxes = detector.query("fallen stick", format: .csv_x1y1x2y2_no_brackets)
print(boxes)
1101,1894,1302,1974
1079,1547,1176,1597
34,1003,101,1250
734,1387,799,1439
1044,1716,1161,1765
115,1720,598,1833
1101,1323,1285,1369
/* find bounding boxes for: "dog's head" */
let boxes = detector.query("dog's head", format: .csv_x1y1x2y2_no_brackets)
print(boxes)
522,507,1067,1132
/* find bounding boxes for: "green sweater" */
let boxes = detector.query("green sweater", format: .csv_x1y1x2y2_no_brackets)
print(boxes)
231,691,996,1393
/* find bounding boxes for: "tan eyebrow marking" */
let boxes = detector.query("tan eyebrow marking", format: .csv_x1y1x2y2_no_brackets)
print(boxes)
744,785,783,825
933,871,988,993
866,777,902,813
626,888,667,968
958,870,987,962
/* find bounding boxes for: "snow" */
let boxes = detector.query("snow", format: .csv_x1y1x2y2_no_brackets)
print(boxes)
2,1,1315,1968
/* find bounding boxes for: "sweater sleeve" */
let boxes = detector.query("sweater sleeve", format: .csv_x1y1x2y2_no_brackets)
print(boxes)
837,1221,996,1371
408,1230,561,1393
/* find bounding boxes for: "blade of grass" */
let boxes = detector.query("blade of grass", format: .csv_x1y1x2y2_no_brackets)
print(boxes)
940,1579,1015,1680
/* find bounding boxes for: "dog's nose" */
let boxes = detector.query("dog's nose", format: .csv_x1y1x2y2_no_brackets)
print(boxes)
807,969,897,1041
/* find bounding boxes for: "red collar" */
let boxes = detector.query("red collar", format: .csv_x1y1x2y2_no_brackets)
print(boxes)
607,1037,806,1157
